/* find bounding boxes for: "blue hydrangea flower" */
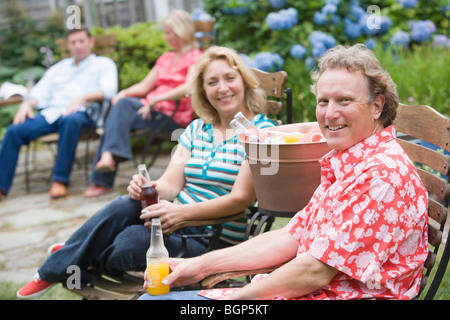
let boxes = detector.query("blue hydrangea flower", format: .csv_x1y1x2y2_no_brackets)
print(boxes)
254,52,284,72
309,31,336,50
326,0,340,5
379,16,393,35
349,4,365,21
390,31,411,47
322,3,338,15
365,38,376,50
396,0,418,9
239,54,257,69
313,11,327,26
271,53,284,71
309,31,335,58
266,12,285,30
266,8,298,30
344,18,362,39
269,0,286,9
410,20,436,42
290,44,307,60
305,56,316,70
312,43,327,58
433,34,450,47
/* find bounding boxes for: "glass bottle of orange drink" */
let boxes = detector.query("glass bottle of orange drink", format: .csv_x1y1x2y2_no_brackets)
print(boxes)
146,218,170,295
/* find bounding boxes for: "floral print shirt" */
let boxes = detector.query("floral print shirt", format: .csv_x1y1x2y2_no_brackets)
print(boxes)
199,125,428,300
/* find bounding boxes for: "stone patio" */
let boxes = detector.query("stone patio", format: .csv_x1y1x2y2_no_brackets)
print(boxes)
0,139,170,284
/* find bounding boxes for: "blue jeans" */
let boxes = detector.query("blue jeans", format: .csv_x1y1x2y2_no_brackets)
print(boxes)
138,291,209,300
38,195,214,286
0,112,91,195
88,97,181,189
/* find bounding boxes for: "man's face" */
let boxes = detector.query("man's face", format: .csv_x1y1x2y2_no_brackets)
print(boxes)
66,30,94,63
315,67,385,152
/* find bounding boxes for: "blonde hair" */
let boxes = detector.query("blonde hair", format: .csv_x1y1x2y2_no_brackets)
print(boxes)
191,46,267,124
311,44,399,127
162,10,198,51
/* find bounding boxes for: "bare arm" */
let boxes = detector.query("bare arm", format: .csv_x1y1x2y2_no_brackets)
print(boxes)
112,67,158,105
163,227,339,300
163,228,298,287
224,252,339,300
65,89,106,115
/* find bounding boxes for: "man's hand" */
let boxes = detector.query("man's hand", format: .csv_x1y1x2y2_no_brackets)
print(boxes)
161,257,207,289
64,96,86,115
13,101,35,125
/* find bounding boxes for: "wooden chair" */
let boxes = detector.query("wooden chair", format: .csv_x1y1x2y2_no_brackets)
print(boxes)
201,103,450,300
395,103,449,299
23,34,119,192
251,68,292,125
194,19,216,51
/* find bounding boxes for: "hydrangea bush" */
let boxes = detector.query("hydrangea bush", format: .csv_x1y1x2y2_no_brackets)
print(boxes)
202,0,449,120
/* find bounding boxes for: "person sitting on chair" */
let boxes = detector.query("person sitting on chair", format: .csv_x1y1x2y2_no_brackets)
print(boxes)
84,9,203,198
0,26,118,200
16,46,276,299
139,44,429,301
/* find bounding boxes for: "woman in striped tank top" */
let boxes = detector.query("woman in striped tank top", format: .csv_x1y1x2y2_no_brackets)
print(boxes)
17,46,275,298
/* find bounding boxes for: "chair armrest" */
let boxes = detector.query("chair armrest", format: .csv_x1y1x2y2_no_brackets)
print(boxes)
200,265,283,289
163,211,246,235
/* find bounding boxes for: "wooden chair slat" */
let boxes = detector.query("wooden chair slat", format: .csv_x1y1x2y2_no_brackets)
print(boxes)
397,139,449,176
428,197,448,225
395,104,450,152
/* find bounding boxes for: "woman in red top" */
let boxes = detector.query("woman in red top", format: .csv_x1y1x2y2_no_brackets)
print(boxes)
85,10,203,197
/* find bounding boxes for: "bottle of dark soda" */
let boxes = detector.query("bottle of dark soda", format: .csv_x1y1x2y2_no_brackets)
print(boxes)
137,164,159,208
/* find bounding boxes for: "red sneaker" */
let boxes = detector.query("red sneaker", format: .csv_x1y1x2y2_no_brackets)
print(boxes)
17,273,54,299
47,242,64,255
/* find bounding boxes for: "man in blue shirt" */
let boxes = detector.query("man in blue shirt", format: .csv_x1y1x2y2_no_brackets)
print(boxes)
0,27,118,199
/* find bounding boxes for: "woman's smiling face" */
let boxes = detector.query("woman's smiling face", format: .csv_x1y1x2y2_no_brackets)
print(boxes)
315,67,385,152
202,59,245,119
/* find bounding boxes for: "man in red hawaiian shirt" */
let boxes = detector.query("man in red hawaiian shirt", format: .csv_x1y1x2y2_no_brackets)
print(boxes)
139,44,428,300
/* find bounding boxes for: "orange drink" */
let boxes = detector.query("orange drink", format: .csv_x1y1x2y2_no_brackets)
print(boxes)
147,262,170,295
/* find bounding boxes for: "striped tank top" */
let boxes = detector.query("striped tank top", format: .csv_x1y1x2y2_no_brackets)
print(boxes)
176,114,276,244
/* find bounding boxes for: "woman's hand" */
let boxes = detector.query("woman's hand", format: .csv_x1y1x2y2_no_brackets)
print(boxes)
127,173,157,200
111,90,127,105
140,200,183,231
137,104,151,120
